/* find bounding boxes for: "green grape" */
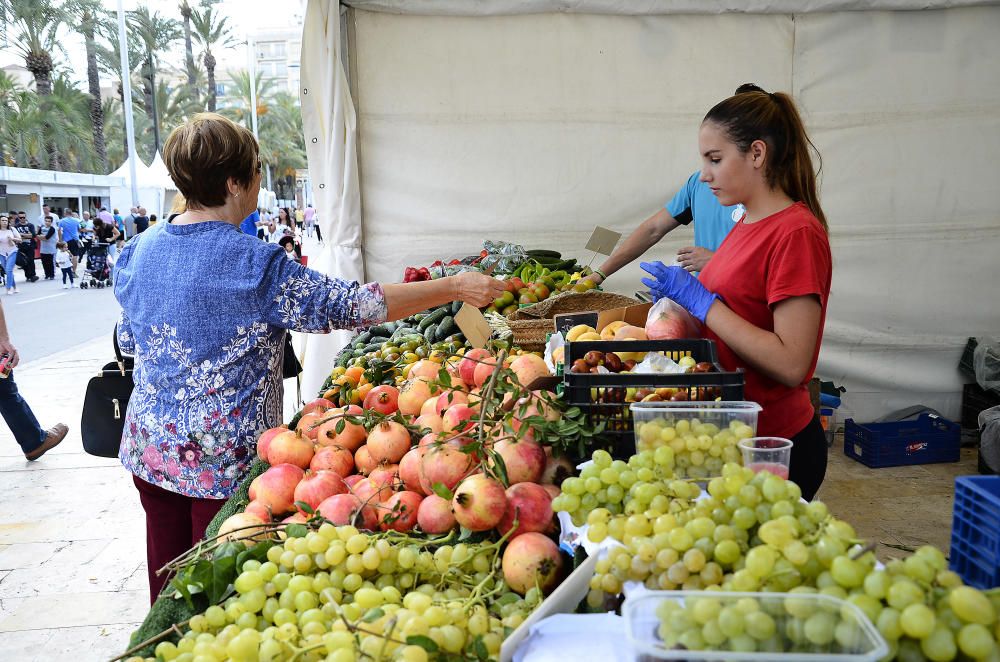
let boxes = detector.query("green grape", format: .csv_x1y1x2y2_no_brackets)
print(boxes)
957,623,996,659
887,579,924,610
714,540,741,566
900,602,936,639
803,611,836,645
949,586,997,626
829,556,865,589
717,606,745,637
921,625,958,662
744,611,776,640
862,569,890,600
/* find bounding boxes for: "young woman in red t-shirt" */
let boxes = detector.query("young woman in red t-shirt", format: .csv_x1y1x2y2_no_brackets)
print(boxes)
641,85,832,500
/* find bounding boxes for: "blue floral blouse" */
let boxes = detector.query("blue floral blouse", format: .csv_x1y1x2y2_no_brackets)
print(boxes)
114,221,386,498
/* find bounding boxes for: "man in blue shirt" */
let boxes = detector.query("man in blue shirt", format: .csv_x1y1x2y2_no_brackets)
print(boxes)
58,209,81,273
586,172,741,286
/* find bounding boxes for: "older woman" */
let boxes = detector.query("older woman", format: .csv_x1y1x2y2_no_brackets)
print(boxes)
114,113,504,602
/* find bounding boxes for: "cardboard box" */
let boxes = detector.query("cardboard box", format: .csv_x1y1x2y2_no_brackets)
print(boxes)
500,552,599,661
596,302,652,333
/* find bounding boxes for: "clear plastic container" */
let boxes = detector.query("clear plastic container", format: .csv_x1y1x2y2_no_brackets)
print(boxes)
738,437,793,479
624,590,889,661
630,402,762,479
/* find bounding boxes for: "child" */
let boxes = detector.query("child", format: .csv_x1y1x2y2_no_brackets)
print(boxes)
56,242,75,288
278,236,300,263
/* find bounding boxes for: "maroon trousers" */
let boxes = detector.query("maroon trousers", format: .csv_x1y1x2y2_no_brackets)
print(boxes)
132,475,226,605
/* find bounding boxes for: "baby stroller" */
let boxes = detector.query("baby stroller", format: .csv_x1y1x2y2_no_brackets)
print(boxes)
79,242,112,289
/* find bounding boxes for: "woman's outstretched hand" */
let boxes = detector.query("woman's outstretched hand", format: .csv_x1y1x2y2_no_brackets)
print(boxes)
453,271,507,308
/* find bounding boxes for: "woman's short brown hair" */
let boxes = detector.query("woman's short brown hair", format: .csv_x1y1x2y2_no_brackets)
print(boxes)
163,113,259,208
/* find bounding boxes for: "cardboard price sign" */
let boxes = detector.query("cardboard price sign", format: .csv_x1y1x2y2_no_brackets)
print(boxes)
553,312,599,335
454,303,493,349
585,226,621,256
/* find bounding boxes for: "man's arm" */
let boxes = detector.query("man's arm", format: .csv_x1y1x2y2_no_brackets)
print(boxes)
591,208,681,284
0,301,19,368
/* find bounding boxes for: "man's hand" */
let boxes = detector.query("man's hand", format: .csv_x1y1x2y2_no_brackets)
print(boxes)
0,337,19,369
677,246,714,273
453,272,507,308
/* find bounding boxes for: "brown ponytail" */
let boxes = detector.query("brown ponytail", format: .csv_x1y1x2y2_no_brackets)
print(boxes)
705,88,828,233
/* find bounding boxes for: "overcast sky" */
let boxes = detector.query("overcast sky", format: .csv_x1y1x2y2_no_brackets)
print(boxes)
0,0,306,85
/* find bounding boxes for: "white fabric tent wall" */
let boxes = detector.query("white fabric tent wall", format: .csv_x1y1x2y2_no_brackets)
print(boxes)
301,2,1000,422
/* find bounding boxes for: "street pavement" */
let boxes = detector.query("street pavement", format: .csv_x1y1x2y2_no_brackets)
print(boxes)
0,233,325,661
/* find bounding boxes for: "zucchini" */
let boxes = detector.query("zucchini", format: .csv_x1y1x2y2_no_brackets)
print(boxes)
418,307,448,331
527,249,561,259
435,316,457,341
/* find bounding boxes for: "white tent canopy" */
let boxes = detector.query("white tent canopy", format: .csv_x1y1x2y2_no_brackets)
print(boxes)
108,155,166,219
300,0,1000,422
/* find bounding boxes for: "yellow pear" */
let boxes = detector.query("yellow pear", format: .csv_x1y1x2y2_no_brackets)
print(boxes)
600,320,628,340
566,324,598,342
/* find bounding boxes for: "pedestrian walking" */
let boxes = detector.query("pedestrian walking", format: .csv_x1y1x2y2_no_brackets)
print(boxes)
303,204,315,238
0,299,69,460
58,209,82,273
134,207,150,234
113,208,124,234
0,216,20,295
124,206,137,238
38,215,58,279
13,211,39,283
55,242,75,288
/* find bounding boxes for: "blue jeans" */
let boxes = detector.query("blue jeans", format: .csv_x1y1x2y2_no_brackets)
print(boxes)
0,370,45,455
2,252,16,289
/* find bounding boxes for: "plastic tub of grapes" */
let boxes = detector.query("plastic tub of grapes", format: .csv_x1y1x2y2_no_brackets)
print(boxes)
624,590,888,661
630,402,762,479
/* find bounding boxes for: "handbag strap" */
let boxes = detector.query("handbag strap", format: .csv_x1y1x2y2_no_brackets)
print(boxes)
113,323,128,375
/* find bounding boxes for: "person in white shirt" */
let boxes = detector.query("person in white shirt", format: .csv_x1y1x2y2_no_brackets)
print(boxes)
55,242,75,288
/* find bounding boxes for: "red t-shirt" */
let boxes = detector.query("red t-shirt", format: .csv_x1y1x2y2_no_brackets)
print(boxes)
698,202,832,438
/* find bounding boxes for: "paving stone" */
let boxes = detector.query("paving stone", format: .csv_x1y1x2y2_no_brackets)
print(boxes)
0,541,67,571
0,589,148,632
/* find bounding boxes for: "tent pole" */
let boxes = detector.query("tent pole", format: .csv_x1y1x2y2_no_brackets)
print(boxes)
117,0,139,207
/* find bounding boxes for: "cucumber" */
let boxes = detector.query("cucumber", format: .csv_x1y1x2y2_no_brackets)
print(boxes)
527,249,561,259
424,325,437,343
451,300,463,315
367,323,390,337
355,331,373,345
435,316,457,341
361,342,383,354
336,352,353,368
418,307,448,331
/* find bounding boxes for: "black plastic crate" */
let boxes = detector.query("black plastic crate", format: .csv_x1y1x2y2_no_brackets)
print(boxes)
962,382,1000,430
563,339,745,459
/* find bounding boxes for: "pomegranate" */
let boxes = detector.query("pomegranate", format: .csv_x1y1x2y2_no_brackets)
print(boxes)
295,412,325,441
243,500,272,522
248,474,261,501
417,494,456,534
459,348,493,385
316,493,377,530
294,470,348,513
256,426,287,462
645,305,698,340
344,474,364,489
254,464,305,514
451,474,508,532
316,405,366,451
301,398,335,416
310,445,354,477
493,437,546,484
398,378,438,416
369,465,400,492
435,390,469,416
352,477,391,505
502,532,563,595
282,512,308,525
473,356,499,388
497,482,553,538
413,413,443,435
442,404,477,434
408,359,440,381
509,354,551,388
541,484,561,500
354,445,377,475
398,448,425,494
268,430,314,469
418,438,477,494
420,396,440,418
366,421,412,464
380,491,423,532
511,391,562,434
218,513,268,547
363,385,400,415
541,449,575,486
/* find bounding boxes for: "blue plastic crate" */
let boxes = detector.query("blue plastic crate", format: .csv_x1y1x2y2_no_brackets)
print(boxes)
949,476,1000,589
843,413,960,468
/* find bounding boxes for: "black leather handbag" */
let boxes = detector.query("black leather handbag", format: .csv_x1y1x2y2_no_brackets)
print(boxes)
81,329,134,458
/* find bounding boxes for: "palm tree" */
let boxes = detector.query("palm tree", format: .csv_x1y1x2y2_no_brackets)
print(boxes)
1,0,67,97
192,4,237,112
0,71,25,165
72,0,109,173
223,69,278,126
128,6,181,154
179,0,198,95
46,74,100,172
2,0,69,167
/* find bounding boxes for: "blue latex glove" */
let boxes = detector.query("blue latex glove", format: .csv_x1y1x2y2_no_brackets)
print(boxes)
640,261,720,323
